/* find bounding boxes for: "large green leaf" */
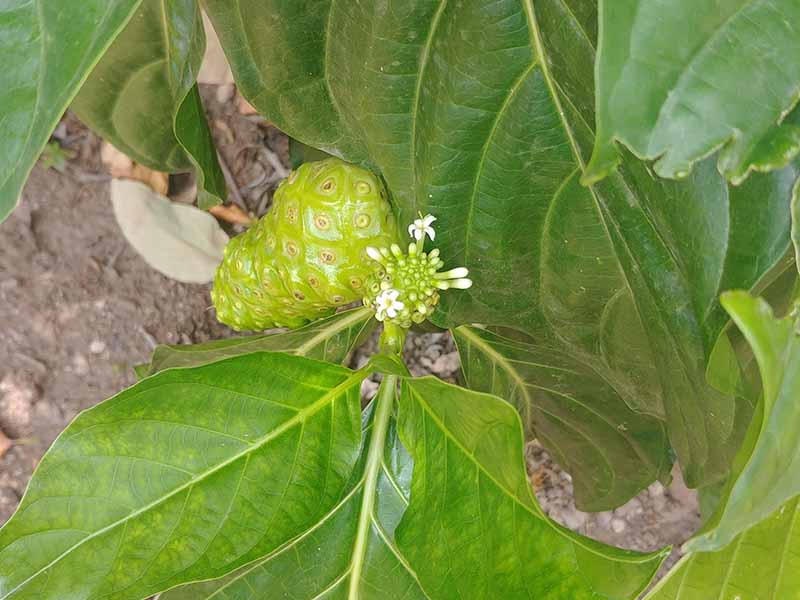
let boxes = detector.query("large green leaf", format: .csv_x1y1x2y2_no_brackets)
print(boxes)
396,376,667,600
453,325,670,511
72,0,225,208
203,0,799,487
139,306,375,376
644,497,800,600
162,376,430,600
685,292,800,552
0,353,364,599
0,0,143,222
585,0,800,185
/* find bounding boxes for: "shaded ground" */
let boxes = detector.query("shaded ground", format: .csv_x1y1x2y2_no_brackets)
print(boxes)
0,95,699,590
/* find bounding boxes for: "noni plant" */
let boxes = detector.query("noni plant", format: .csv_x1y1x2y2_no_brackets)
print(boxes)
2,1,800,599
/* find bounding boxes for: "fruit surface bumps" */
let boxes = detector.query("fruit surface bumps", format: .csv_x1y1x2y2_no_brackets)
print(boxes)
212,158,400,331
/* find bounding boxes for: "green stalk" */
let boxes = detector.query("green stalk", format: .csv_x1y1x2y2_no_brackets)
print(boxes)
348,374,397,598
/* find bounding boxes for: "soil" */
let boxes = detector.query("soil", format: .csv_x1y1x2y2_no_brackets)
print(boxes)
0,87,699,593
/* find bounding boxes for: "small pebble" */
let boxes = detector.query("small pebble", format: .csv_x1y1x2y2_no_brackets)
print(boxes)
89,340,106,354
432,351,460,375
360,378,379,400
72,354,89,376
216,83,235,104
611,518,626,533
594,511,614,528
561,510,588,530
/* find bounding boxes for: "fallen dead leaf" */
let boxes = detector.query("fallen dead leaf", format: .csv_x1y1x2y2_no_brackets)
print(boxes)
236,92,259,116
209,204,254,226
111,179,229,283
101,142,169,195
0,431,10,459
197,11,234,86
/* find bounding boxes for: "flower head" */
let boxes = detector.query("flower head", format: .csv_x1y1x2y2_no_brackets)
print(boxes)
408,213,436,242
375,289,404,321
364,214,471,329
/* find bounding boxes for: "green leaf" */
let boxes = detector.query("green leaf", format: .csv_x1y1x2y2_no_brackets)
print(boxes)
0,0,143,223
453,325,670,511
396,376,667,600
644,497,800,600
162,376,430,600
72,0,225,208
585,0,800,185
139,306,375,377
288,138,333,170
203,0,800,487
0,352,365,599
685,292,800,552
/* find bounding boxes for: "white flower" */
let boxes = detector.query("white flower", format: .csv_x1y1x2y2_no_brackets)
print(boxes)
375,289,405,321
408,214,437,241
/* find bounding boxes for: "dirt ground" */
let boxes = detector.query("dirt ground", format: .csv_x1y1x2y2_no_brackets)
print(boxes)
0,90,699,590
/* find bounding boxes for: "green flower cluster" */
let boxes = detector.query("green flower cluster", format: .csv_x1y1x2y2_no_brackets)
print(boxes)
359,209,472,339
362,242,470,329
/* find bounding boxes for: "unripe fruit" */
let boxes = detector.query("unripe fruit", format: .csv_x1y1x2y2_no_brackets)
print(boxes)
212,158,400,331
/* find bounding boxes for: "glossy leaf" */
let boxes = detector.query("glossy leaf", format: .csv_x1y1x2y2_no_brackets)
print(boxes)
72,0,225,208
686,292,800,552
139,306,375,377
585,0,800,185
0,353,365,599
0,0,142,222
396,376,667,600
645,498,800,600
203,0,799,486
162,377,430,600
453,325,670,511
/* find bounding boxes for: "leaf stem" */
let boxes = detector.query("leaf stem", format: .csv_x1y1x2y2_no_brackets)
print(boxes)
348,374,397,598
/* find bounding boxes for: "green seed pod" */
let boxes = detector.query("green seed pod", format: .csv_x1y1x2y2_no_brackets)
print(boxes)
212,158,400,331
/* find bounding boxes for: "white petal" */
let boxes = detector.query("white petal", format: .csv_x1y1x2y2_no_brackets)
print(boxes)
423,214,437,226
386,306,398,318
386,289,400,301
393,300,405,311
407,224,416,238
450,278,473,289
366,246,383,262
413,228,424,241
425,226,435,240
438,267,468,279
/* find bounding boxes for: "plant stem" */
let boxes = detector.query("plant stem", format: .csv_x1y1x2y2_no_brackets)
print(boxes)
379,321,407,354
348,374,397,598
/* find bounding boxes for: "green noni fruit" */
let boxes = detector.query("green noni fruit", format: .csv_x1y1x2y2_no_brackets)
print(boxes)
212,158,400,331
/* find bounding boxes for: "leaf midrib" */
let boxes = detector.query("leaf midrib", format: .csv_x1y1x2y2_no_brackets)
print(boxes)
455,328,629,496
525,0,716,472
295,307,371,356
458,327,643,449
184,451,420,599
410,0,448,212
406,382,659,565
2,368,364,600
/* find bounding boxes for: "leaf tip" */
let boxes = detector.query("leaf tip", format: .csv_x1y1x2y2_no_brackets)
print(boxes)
582,144,621,186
